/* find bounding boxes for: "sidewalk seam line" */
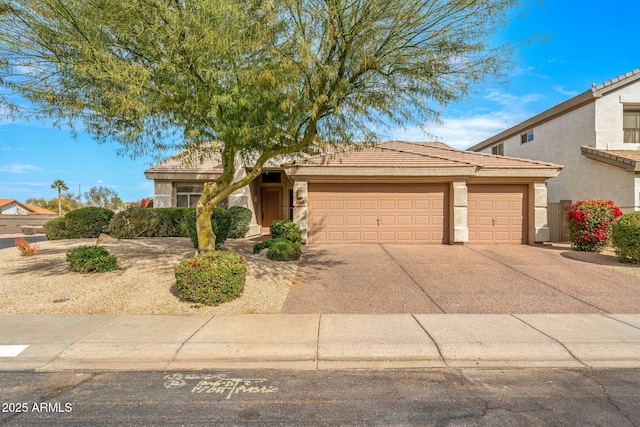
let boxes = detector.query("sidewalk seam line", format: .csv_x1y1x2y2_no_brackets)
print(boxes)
380,244,446,314
511,314,588,368
165,314,217,369
316,314,321,371
411,314,449,368
465,246,609,314
41,314,122,370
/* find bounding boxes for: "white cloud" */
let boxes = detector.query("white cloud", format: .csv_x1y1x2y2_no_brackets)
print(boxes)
390,110,531,150
484,89,543,107
552,86,580,97
0,163,43,173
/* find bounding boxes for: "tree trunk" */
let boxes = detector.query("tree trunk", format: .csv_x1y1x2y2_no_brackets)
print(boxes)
196,202,216,253
57,189,62,216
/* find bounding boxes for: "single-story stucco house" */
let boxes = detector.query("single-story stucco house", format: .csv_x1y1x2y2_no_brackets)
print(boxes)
145,141,562,245
0,199,56,215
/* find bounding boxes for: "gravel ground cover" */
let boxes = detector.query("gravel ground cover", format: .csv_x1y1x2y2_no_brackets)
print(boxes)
0,236,298,315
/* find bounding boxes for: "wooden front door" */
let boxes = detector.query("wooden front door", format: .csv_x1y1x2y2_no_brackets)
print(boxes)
262,188,282,229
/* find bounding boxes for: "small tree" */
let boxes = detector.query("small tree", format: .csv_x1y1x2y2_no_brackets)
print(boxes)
50,179,68,216
84,186,124,211
567,199,623,252
1,0,526,252
27,193,82,216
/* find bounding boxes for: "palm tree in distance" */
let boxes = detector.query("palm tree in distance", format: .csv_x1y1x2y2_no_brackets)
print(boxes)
51,179,68,215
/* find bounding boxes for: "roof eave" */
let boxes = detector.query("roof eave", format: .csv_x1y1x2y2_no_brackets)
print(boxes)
581,147,640,172
469,90,596,152
144,171,222,181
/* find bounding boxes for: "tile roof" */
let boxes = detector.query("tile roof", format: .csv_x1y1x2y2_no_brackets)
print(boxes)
144,151,224,175
293,141,562,170
581,147,640,172
0,199,56,215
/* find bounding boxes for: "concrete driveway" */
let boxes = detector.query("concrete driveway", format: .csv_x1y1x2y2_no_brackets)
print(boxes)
281,244,640,314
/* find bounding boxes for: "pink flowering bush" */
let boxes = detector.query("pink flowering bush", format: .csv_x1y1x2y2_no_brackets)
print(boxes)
567,199,623,252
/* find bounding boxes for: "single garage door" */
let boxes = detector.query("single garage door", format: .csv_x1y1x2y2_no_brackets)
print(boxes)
467,184,528,243
308,183,448,244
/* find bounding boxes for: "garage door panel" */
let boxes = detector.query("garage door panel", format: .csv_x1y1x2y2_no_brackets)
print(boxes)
309,183,448,244
468,185,527,244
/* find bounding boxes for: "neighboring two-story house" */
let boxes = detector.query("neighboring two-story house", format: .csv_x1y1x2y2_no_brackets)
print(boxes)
469,68,640,241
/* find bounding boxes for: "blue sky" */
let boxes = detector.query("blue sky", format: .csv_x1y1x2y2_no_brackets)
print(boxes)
2,0,639,203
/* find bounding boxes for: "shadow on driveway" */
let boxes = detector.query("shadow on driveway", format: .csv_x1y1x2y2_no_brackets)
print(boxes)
282,244,640,314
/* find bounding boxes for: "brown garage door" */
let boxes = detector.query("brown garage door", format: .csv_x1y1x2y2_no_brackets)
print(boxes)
308,183,448,244
467,184,527,243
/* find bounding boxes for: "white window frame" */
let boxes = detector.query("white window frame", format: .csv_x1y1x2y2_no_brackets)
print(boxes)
491,143,504,156
623,108,640,144
520,130,534,144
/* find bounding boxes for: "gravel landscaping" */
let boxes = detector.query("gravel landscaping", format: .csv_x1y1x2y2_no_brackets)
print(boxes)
0,236,298,315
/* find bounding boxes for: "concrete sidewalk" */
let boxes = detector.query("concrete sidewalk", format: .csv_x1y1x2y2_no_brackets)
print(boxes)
2,314,640,371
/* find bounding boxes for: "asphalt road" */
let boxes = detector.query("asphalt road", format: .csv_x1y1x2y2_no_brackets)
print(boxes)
1,369,639,426
0,236,48,250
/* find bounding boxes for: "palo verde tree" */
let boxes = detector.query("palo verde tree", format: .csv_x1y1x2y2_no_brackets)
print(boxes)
0,0,525,252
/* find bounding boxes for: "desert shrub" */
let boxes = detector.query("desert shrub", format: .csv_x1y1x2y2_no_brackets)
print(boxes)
66,245,120,273
228,206,252,238
43,217,67,240
14,238,38,256
253,239,272,254
567,199,623,252
611,211,640,263
153,208,192,237
266,238,302,261
106,206,159,239
64,207,114,238
270,220,302,245
174,251,246,306
106,207,191,238
184,208,232,249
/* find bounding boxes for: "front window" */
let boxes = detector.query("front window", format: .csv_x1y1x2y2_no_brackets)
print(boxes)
520,130,534,144
176,184,228,208
491,143,504,156
623,109,640,143
176,184,203,208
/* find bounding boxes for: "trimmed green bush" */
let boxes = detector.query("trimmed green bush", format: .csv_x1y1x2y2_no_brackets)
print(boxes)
65,207,114,238
106,207,191,239
43,217,67,240
66,245,120,273
174,251,246,306
612,211,640,263
153,208,192,237
266,238,302,261
228,206,252,238
270,220,302,245
184,208,232,249
253,239,272,254
106,206,159,238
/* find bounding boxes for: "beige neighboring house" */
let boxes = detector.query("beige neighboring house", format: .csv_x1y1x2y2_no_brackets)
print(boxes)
145,141,562,245
469,68,640,241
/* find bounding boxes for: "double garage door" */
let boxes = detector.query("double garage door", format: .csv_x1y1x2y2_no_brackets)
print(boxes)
308,183,448,244
308,183,527,244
